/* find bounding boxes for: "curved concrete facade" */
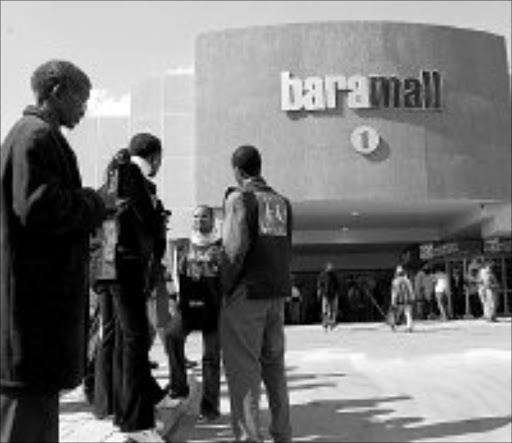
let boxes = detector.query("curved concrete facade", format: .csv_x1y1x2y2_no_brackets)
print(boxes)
195,22,511,206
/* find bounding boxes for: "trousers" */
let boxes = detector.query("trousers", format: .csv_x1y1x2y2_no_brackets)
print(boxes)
220,286,292,443
111,260,165,432
93,286,118,419
0,388,58,443
165,314,221,415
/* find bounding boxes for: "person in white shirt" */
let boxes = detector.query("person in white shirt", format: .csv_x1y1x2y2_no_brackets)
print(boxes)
433,267,451,321
477,262,499,322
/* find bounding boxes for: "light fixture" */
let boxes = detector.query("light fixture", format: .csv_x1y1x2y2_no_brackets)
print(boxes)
351,211,360,217
341,226,349,232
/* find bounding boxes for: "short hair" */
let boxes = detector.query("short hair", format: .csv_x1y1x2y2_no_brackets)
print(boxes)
231,144,261,177
30,60,91,104
194,204,214,218
128,133,162,159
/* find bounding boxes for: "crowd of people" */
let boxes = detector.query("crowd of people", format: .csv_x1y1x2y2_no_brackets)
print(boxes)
0,59,503,443
0,60,293,443
299,259,501,333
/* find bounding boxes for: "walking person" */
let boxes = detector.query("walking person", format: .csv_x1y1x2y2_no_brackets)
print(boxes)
450,267,465,319
389,265,415,332
165,204,222,421
317,262,340,330
91,134,170,442
0,60,107,442
220,144,293,443
477,262,499,322
466,257,485,318
433,267,451,321
413,265,428,320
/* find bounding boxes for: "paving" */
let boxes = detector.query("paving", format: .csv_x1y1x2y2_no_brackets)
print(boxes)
59,318,512,442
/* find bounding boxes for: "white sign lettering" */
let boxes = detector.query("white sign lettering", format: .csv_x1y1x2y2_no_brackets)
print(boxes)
281,71,442,112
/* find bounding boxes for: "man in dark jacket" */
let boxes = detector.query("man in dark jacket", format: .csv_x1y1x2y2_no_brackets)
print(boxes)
317,262,340,330
91,134,170,442
220,145,293,443
0,60,107,442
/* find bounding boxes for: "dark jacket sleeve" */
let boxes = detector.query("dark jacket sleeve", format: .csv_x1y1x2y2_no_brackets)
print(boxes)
153,198,168,263
11,126,106,235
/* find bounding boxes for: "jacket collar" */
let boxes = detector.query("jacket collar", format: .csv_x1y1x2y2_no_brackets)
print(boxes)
130,155,152,178
23,105,60,131
241,176,271,192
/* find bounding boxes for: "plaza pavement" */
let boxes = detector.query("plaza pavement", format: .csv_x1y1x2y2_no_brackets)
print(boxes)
60,318,511,442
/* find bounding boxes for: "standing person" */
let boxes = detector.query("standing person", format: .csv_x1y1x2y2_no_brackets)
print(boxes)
450,267,465,319
289,278,303,325
165,204,223,421
413,265,428,320
422,266,436,319
389,265,415,332
0,60,107,442
317,262,340,330
477,262,499,322
466,257,484,318
220,144,293,443
433,266,451,321
92,134,170,442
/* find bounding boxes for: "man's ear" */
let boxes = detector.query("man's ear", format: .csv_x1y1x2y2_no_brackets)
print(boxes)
49,82,65,100
234,166,248,182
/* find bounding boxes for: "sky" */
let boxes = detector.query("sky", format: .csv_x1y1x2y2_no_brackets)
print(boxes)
1,0,511,138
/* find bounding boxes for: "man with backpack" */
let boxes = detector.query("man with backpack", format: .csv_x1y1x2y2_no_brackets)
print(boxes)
389,265,415,332
90,133,170,442
317,262,340,330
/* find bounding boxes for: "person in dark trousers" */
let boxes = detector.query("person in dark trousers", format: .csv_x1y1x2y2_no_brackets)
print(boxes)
165,205,222,420
317,262,340,330
0,60,107,442
220,144,293,443
91,134,170,442
413,264,429,320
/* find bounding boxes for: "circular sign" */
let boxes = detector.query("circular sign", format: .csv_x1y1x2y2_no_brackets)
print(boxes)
350,126,380,155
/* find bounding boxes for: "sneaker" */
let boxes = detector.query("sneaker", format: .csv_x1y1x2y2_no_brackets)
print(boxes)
123,428,165,443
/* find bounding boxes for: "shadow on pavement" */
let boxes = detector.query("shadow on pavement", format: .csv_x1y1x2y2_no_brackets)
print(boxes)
400,328,459,334
188,395,510,443
288,397,511,442
287,371,346,393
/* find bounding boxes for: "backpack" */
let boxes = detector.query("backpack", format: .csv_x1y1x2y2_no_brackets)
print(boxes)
90,149,130,283
395,277,413,305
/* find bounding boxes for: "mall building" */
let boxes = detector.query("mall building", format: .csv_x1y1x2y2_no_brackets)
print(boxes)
70,22,511,321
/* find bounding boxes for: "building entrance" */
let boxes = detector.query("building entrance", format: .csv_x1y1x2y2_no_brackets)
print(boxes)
290,269,394,325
